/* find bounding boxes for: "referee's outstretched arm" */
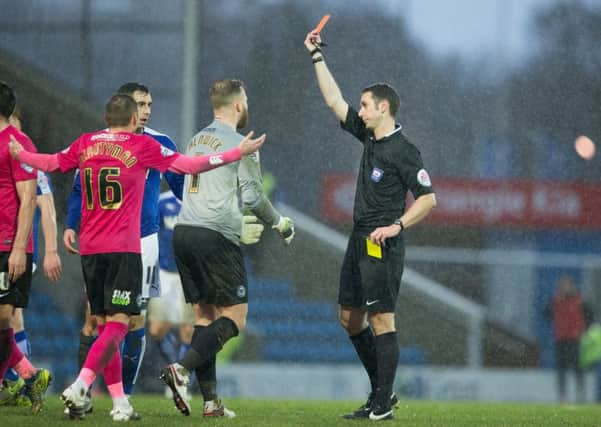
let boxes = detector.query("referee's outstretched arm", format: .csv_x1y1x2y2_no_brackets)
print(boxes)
304,30,348,122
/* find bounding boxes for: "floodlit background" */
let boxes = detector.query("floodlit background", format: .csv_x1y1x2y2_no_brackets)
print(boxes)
2,0,601,402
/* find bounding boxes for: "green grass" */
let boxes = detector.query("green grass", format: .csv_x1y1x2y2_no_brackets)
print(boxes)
4,395,601,426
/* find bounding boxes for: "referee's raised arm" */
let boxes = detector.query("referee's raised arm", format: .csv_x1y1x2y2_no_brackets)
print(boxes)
304,30,348,122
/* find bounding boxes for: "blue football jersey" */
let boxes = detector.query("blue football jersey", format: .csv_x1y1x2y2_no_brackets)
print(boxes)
158,191,180,272
64,127,184,237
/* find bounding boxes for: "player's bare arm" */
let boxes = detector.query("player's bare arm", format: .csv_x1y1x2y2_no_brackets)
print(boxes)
63,228,79,254
37,192,62,282
305,30,349,122
369,193,437,245
10,179,37,282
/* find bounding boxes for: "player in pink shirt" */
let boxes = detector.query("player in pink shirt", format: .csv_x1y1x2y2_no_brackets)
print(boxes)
0,81,52,415
9,94,265,421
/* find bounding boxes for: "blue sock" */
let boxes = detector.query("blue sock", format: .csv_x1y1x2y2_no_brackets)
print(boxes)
3,330,30,382
121,328,146,395
15,330,31,358
158,331,179,363
3,368,19,382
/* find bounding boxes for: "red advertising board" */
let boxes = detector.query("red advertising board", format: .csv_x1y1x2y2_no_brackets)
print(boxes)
320,175,601,229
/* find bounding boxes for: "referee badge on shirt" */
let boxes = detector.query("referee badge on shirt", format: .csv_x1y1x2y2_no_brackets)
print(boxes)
371,167,384,182
417,169,432,187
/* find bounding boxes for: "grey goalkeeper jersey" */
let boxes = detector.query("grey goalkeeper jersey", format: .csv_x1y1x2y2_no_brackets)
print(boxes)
177,119,280,245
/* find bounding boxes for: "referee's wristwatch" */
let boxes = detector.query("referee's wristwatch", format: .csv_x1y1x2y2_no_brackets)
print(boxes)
393,218,404,231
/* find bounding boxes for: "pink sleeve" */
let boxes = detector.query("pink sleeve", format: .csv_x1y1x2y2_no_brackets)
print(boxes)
168,147,242,174
18,150,60,172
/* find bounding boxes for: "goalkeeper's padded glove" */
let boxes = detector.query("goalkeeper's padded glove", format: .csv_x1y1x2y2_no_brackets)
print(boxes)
273,216,294,245
240,215,264,245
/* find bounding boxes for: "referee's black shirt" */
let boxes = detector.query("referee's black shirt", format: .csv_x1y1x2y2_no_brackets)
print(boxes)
341,107,434,232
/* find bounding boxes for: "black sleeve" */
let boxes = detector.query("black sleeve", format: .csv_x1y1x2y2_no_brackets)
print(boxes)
340,107,368,143
399,143,435,199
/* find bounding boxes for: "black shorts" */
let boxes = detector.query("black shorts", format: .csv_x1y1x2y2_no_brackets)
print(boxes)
81,253,143,316
556,340,581,371
0,252,33,308
338,229,405,313
174,225,248,307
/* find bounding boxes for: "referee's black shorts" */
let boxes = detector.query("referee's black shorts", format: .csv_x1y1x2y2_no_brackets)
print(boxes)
338,229,405,313
81,252,143,316
173,225,248,307
0,251,33,308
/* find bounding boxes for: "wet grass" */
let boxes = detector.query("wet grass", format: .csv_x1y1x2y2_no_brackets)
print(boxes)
4,395,601,426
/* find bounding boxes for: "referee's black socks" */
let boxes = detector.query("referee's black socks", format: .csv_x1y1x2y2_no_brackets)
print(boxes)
180,317,239,372
350,327,378,395
374,332,399,404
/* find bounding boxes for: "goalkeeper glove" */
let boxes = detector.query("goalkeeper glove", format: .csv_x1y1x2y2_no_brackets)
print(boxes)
240,215,264,245
273,216,294,245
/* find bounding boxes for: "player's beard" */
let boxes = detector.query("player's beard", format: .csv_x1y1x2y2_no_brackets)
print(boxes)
237,107,248,130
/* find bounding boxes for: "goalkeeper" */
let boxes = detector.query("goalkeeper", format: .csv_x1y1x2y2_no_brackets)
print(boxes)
161,79,293,418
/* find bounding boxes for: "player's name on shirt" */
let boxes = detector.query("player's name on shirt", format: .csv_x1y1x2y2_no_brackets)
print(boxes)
188,132,223,151
78,133,140,168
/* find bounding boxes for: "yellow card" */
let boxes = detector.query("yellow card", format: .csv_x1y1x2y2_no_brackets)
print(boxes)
366,239,382,259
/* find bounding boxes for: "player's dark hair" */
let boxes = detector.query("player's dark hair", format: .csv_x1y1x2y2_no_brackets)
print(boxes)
116,82,150,96
0,81,16,119
104,94,137,127
362,83,401,117
209,79,245,110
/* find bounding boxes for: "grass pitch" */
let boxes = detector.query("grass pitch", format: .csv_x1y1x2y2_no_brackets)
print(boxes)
3,395,601,426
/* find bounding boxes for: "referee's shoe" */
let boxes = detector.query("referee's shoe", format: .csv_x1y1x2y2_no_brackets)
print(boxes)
342,392,399,419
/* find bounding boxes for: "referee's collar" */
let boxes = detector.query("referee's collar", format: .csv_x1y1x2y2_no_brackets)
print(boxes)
383,124,402,138
374,124,402,141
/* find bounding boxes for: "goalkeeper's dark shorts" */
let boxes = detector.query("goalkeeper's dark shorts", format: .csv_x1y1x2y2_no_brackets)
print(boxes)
338,229,405,313
173,225,248,307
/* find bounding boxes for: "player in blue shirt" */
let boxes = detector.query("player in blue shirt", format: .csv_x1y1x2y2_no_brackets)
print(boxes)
63,83,184,410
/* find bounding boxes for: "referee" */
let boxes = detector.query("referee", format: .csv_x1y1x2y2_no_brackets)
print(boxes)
304,30,437,421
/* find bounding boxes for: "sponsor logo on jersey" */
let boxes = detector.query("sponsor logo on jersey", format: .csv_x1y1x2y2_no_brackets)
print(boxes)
417,169,432,187
20,163,33,173
91,133,130,142
112,289,131,306
209,155,224,165
160,146,175,157
371,167,384,182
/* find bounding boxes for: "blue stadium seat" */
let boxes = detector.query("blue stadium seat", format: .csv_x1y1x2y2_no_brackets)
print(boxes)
398,346,426,365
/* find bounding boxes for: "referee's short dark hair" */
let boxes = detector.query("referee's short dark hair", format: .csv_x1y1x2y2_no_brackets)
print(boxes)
210,79,245,110
116,82,150,96
104,94,137,127
362,83,400,117
0,81,16,119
